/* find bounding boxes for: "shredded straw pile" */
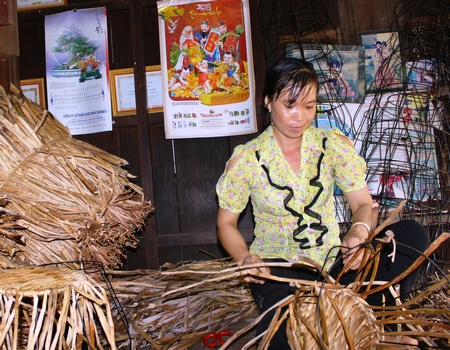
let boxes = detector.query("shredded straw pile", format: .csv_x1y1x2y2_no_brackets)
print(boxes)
107,259,256,349
0,85,154,269
107,257,450,349
0,264,117,349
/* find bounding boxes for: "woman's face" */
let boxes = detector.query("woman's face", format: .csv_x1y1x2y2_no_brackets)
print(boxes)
265,83,317,140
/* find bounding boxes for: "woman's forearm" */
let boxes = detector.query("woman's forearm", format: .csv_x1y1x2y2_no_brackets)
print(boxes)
217,222,251,263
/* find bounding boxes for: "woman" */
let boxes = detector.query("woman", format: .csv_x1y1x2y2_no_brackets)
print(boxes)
216,58,428,349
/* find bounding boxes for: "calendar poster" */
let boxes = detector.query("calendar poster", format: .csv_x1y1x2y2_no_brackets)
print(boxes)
157,0,257,139
45,7,112,135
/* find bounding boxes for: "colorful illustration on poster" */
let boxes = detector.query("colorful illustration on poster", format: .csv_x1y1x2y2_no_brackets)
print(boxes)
159,1,249,105
157,0,257,139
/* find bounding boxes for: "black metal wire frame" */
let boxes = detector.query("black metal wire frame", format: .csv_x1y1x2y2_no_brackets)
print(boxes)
257,0,450,273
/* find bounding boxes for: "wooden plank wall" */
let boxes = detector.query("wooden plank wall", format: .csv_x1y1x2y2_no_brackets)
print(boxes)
17,0,405,269
0,0,20,90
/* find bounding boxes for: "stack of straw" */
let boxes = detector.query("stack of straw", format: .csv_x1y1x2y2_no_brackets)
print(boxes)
107,259,257,349
107,257,450,349
0,265,116,349
0,85,154,269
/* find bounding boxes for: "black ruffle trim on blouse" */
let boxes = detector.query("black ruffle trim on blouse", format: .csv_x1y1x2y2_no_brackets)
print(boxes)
255,137,329,249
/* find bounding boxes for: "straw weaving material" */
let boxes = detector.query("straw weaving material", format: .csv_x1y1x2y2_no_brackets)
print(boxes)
0,265,116,349
0,85,154,269
106,257,450,349
107,259,257,349
286,286,380,349
103,206,450,349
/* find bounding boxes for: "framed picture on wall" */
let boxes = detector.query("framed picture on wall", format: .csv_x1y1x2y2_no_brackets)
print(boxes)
17,0,66,11
110,65,163,116
358,31,403,92
287,43,365,103
20,78,46,108
405,59,436,91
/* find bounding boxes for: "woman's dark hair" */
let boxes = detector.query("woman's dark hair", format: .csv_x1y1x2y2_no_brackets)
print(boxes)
262,58,319,127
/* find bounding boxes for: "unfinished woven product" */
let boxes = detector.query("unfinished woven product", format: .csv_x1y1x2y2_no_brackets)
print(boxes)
286,286,380,349
0,85,154,269
0,265,116,349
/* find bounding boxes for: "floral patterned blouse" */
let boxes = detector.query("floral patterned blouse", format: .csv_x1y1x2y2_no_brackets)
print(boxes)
216,125,367,269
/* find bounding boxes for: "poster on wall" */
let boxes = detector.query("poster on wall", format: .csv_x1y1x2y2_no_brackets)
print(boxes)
45,8,112,135
287,44,365,103
157,0,257,139
359,31,402,92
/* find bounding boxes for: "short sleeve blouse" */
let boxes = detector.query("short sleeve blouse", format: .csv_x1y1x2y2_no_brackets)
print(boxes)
216,125,367,268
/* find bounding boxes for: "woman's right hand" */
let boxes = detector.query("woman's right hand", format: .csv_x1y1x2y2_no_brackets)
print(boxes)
238,254,271,284
217,208,270,284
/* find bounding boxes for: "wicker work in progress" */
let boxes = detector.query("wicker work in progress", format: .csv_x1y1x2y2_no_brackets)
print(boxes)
0,265,116,349
107,250,450,349
218,211,450,350
286,287,380,349
0,85,154,269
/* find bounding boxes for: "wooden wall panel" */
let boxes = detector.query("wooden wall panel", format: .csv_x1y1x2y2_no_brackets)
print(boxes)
76,129,120,158
141,6,161,66
174,137,229,233
336,0,404,44
18,20,45,80
0,0,19,58
149,123,180,236
116,126,143,184
107,9,133,69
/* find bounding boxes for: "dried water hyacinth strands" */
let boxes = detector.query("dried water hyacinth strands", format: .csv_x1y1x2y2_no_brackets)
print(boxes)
0,265,116,349
106,241,450,350
286,287,380,350
0,85,154,268
107,259,257,349
220,239,450,348
220,269,450,349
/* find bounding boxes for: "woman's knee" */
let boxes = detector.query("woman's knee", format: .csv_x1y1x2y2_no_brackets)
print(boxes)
386,219,429,251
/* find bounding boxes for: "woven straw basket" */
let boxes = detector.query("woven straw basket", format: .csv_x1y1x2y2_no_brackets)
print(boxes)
287,286,380,349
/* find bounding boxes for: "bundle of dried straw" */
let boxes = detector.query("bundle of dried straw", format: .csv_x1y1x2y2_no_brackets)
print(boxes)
0,264,116,349
107,259,256,349
0,85,154,269
107,255,450,349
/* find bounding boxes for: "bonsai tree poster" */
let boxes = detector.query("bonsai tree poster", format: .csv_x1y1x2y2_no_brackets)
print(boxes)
45,8,112,135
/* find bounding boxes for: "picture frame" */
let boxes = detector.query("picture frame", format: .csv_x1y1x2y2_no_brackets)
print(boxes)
287,43,365,103
110,65,163,117
20,78,46,108
405,59,436,91
17,0,66,11
358,30,403,92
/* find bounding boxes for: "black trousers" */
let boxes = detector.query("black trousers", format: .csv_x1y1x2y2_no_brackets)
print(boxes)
249,219,430,350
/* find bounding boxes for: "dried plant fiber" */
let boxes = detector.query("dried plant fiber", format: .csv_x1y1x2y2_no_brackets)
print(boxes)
0,85,154,269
